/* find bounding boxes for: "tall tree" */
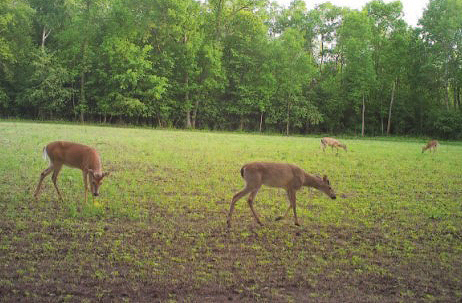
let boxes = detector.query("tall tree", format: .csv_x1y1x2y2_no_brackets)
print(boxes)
56,0,109,122
91,37,167,123
221,7,272,130
338,9,375,136
149,0,204,128
18,51,72,119
420,0,462,110
0,0,34,114
310,3,343,75
28,0,71,51
268,28,320,135
365,0,408,135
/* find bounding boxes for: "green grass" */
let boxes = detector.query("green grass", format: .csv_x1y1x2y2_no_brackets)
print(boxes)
0,121,461,302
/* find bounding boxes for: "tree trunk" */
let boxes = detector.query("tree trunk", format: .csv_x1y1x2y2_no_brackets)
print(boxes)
71,82,76,121
79,38,88,123
185,73,192,128
444,61,449,110
361,93,365,137
259,112,264,132
41,27,51,51
319,35,324,75
79,69,85,123
79,0,92,123
186,110,192,128
457,86,461,110
183,30,192,129
192,98,200,129
214,0,223,40
387,79,396,135
445,84,450,110
380,98,383,135
286,97,290,136
453,85,460,110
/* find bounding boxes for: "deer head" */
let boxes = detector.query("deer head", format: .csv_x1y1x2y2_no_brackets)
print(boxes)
316,175,336,199
88,169,110,197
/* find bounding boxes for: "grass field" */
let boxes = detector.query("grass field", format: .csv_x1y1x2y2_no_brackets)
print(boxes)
1,121,461,302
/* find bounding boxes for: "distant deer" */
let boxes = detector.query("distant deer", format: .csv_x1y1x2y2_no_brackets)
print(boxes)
34,141,109,203
422,140,439,153
321,137,347,153
227,162,336,228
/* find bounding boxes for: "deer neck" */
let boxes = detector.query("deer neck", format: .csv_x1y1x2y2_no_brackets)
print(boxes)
303,173,322,189
86,151,102,174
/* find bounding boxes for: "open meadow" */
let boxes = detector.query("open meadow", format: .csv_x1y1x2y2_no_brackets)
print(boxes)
0,121,461,302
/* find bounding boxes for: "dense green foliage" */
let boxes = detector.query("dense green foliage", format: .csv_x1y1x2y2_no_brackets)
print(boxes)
0,0,461,138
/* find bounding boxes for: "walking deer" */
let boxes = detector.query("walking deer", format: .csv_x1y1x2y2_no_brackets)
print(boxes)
321,137,347,153
422,140,439,153
227,162,336,228
34,141,109,203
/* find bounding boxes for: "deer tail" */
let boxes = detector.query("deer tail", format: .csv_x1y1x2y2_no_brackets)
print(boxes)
42,146,50,163
240,166,246,178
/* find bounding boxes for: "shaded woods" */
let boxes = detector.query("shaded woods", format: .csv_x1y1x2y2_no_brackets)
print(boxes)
1,0,461,138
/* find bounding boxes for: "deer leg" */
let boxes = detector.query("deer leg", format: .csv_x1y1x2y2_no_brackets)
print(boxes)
51,164,63,201
276,204,292,222
227,187,253,228
288,189,300,226
34,166,54,201
82,170,89,204
276,190,293,221
247,190,263,226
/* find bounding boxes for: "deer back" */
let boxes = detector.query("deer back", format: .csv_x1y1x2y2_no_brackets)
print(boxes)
242,162,305,190
46,141,101,171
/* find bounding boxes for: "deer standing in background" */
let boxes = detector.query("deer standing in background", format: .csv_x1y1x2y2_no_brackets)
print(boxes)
422,140,439,153
321,137,347,153
34,141,109,204
227,162,336,228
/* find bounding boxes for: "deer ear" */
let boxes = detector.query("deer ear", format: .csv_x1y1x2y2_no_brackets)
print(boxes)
102,172,110,178
87,169,94,175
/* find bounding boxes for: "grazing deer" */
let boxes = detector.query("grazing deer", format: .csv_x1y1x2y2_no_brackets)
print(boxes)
422,140,439,153
34,141,109,203
321,137,347,153
227,162,336,228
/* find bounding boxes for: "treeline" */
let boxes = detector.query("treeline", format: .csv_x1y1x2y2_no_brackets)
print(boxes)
1,0,461,138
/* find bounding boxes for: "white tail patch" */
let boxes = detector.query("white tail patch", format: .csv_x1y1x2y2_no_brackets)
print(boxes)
42,147,50,164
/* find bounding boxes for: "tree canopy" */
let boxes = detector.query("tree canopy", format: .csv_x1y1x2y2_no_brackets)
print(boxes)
1,0,461,138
